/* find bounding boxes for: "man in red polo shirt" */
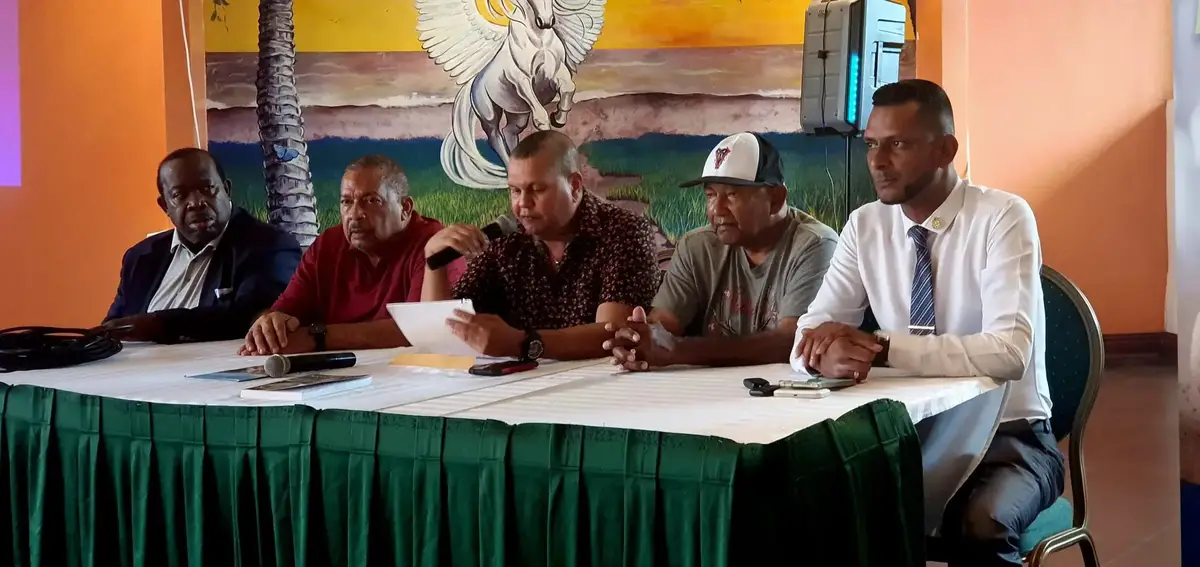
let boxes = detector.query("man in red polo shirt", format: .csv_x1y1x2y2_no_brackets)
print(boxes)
238,155,465,355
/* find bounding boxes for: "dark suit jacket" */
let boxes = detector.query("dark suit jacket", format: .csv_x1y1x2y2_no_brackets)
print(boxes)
104,208,302,343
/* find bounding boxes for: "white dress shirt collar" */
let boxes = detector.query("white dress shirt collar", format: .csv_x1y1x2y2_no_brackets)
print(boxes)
901,178,967,235
169,221,228,256
146,221,230,313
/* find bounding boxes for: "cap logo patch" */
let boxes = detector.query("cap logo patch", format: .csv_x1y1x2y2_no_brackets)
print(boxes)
713,147,732,168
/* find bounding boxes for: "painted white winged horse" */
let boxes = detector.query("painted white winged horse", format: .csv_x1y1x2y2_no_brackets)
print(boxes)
415,0,606,189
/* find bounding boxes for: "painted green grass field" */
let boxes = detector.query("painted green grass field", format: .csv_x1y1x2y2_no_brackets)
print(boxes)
209,133,877,239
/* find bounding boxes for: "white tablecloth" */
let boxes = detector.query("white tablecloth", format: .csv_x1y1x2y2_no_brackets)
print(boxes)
1,339,1007,534
0,340,597,411
395,363,1001,445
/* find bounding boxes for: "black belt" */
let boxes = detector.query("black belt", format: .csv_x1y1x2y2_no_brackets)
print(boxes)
997,418,1052,435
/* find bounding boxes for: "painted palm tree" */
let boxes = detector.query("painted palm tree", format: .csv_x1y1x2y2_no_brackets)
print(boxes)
212,0,318,246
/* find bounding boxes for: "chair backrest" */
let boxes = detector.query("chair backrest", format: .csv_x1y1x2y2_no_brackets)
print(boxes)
1041,265,1105,528
1040,265,1105,443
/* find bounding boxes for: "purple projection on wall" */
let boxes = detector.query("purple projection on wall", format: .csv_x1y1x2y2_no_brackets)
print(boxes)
0,0,18,186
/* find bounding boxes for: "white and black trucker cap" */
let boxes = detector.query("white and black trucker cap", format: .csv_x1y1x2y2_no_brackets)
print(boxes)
679,132,786,188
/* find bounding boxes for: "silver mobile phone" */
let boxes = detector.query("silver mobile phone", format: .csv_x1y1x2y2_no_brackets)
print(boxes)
774,388,831,399
780,377,855,390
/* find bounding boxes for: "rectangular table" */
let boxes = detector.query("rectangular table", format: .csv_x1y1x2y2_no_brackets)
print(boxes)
0,341,1002,567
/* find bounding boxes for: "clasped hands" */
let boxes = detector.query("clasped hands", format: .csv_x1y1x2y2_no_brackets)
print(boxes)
602,306,674,371
795,322,883,382
603,311,884,380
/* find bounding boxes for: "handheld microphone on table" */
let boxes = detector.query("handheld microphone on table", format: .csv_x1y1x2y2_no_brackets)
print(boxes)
264,352,357,378
425,215,518,270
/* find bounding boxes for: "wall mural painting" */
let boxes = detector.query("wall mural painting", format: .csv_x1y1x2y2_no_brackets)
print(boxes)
205,0,917,260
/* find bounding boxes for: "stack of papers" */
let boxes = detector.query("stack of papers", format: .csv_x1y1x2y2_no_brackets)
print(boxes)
387,299,476,355
240,373,373,401
390,353,478,370
388,299,489,369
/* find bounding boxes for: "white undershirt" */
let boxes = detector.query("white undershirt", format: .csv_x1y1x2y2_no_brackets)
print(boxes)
146,230,223,313
790,179,1053,423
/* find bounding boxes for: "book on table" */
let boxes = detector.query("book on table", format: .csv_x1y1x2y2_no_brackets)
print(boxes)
239,373,372,401
186,365,271,382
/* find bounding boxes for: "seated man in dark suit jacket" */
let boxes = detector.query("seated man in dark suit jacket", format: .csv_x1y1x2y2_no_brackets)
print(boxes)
102,148,302,343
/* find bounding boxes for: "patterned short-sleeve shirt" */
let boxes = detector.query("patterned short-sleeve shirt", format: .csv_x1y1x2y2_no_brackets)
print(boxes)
452,192,659,330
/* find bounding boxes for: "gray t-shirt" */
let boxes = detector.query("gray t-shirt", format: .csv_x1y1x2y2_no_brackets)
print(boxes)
653,209,838,337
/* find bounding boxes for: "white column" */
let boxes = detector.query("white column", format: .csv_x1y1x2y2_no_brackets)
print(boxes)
1169,98,1178,335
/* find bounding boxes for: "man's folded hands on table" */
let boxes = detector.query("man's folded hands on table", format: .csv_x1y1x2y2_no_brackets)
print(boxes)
794,322,881,382
603,306,676,372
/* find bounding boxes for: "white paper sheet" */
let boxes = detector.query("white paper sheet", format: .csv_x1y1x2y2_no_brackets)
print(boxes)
386,299,478,357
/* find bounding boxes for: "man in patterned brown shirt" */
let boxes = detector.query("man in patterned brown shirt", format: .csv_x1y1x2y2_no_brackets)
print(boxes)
421,131,659,361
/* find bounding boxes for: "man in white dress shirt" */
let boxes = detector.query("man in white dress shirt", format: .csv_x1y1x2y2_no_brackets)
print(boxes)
788,79,1061,567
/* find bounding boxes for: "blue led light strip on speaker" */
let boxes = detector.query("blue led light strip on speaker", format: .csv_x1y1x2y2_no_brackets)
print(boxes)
846,51,861,126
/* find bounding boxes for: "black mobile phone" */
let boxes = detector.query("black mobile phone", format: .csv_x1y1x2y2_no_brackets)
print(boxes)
742,377,780,397
468,359,539,377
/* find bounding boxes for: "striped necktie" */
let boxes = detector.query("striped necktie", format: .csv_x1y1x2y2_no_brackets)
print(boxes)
908,225,936,336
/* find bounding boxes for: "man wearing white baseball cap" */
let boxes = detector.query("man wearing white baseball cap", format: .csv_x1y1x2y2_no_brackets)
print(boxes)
603,132,837,369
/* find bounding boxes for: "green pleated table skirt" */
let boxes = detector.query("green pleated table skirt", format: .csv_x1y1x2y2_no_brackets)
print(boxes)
0,383,925,567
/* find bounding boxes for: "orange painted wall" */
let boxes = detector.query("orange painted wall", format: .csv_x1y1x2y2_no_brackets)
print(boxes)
0,1,183,328
925,0,1171,334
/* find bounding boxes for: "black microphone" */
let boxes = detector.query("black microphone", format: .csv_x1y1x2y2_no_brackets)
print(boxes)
264,352,356,378
426,216,518,270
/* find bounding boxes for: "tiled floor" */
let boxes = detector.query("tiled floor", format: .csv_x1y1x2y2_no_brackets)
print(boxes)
928,365,1181,567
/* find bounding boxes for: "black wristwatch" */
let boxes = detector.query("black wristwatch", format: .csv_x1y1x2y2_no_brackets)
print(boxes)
521,330,544,361
309,322,327,352
873,331,890,367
